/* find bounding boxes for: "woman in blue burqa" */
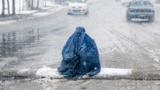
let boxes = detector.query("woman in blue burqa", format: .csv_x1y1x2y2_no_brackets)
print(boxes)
57,26,101,79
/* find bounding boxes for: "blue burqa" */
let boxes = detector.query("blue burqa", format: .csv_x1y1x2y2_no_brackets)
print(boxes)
57,27,101,79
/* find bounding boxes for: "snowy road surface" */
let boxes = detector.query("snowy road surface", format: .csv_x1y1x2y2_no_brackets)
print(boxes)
1,0,160,90
0,0,160,71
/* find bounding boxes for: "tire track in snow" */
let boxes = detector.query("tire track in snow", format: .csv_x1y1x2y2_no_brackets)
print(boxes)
125,23,160,68
102,22,159,69
101,25,143,68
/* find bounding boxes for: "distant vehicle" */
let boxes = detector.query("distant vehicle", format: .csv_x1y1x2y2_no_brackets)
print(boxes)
115,0,121,2
121,0,132,6
67,0,88,15
155,0,160,3
126,0,155,22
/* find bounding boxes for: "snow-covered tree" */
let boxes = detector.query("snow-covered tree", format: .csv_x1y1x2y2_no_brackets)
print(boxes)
7,0,10,15
12,0,16,15
1,0,5,16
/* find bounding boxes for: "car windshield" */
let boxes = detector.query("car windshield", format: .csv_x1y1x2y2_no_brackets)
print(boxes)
70,0,86,3
130,1,152,6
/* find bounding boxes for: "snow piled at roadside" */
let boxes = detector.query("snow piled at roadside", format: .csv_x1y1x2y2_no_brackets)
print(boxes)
36,66,63,78
100,68,132,76
35,66,132,78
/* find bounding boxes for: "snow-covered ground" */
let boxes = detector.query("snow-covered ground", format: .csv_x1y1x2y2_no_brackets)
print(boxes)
35,66,132,78
1,0,160,89
0,0,65,25
0,0,54,14
1,0,160,74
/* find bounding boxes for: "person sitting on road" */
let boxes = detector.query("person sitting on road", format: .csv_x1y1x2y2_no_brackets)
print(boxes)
57,26,101,79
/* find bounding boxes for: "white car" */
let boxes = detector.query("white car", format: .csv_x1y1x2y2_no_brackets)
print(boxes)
121,0,132,6
67,0,88,15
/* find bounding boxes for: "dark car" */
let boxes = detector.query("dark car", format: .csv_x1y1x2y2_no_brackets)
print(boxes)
126,0,155,22
156,0,160,3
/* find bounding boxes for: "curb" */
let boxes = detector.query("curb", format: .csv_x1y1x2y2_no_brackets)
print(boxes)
1,68,160,80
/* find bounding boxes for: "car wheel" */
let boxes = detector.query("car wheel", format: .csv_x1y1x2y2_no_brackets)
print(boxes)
126,15,131,21
84,11,89,16
149,17,154,22
67,13,71,15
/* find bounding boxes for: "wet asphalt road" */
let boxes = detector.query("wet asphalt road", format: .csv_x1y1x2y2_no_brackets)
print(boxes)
0,0,160,71
1,0,160,90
